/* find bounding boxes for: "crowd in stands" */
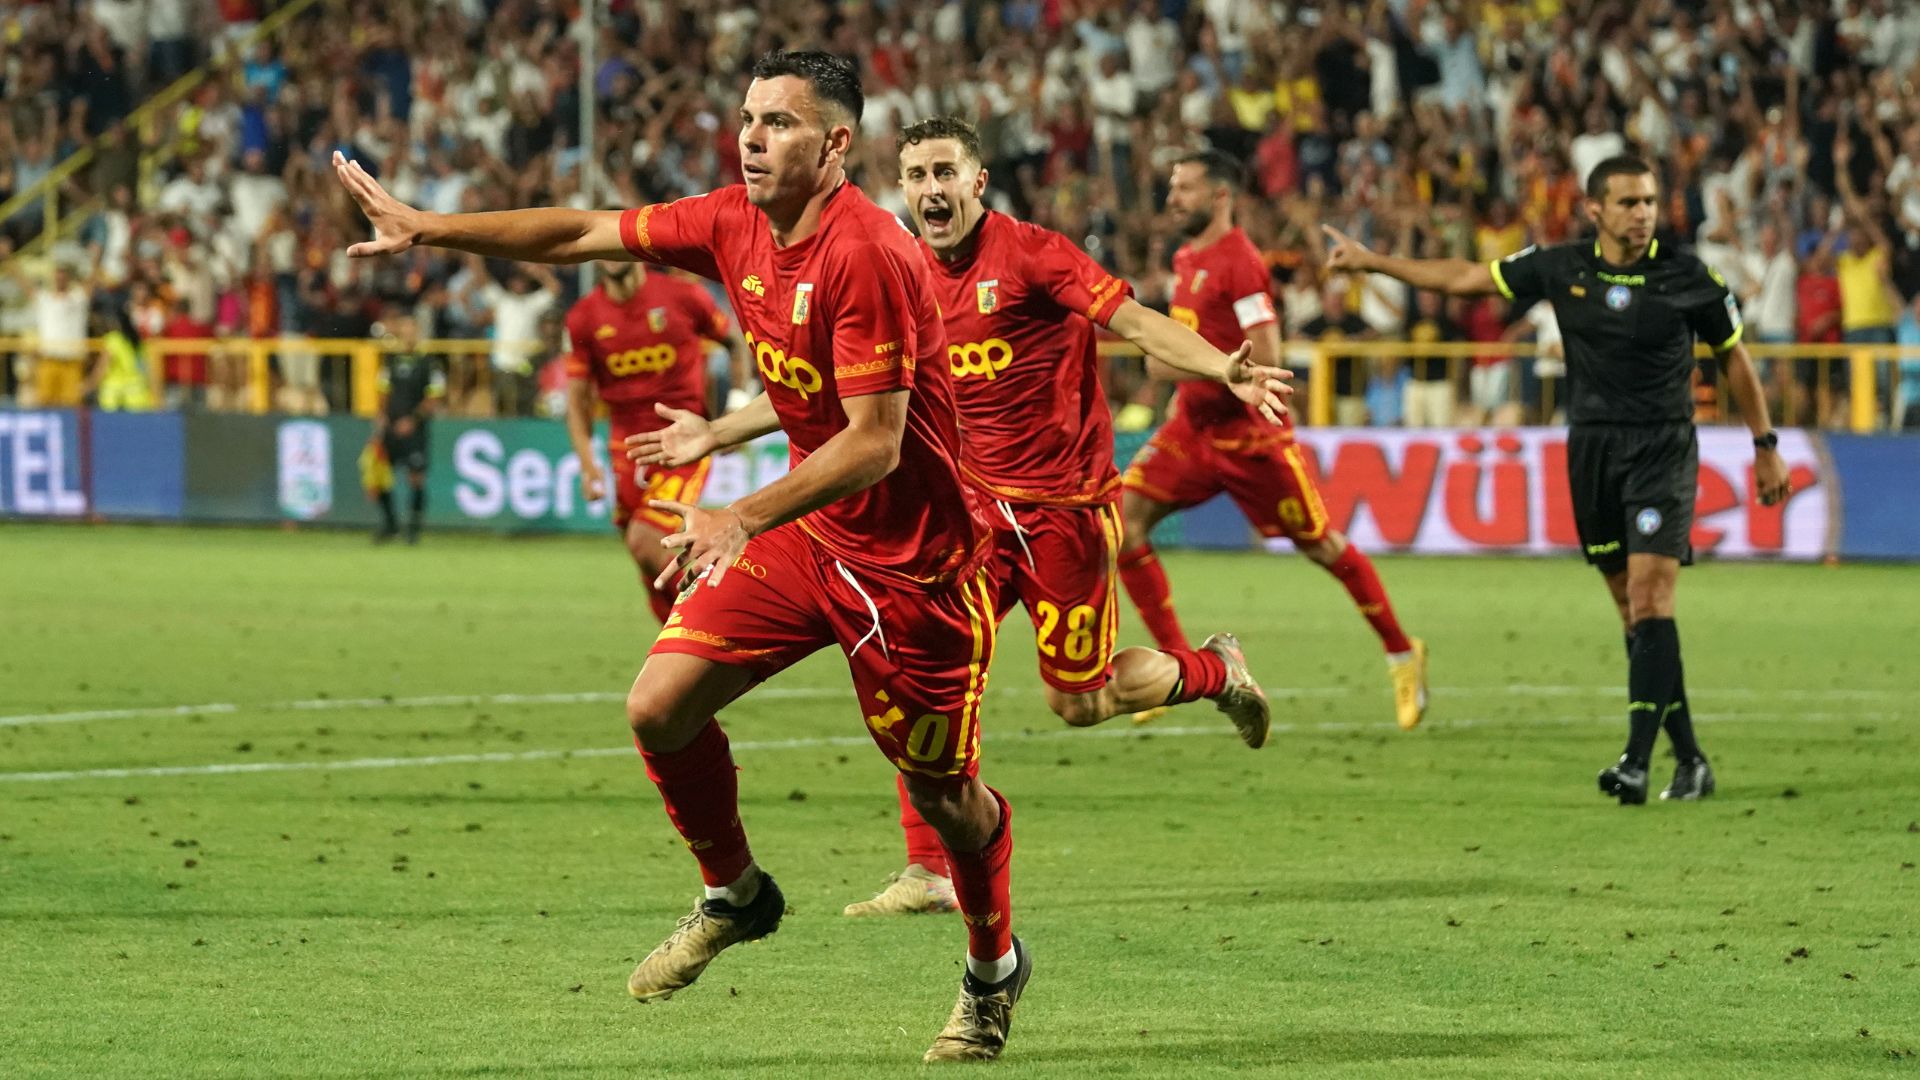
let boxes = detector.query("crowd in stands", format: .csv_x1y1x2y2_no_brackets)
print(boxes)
3,0,1920,430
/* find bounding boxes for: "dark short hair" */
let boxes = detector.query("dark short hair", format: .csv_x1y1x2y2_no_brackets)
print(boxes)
1586,155,1656,200
1175,149,1246,192
897,116,984,165
750,50,864,127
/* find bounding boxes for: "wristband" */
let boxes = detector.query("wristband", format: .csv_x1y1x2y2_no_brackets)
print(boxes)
1753,431,1778,451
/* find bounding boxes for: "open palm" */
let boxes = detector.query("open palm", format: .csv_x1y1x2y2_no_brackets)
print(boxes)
332,150,423,259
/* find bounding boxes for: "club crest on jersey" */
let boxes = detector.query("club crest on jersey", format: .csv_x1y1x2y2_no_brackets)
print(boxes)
1605,284,1632,311
647,307,668,333
1636,507,1663,535
791,283,814,325
976,279,999,314
594,324,617,340
1189,269,1209,293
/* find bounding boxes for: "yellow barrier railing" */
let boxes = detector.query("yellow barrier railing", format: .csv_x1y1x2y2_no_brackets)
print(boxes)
0,0,327,264
6,336,1916,431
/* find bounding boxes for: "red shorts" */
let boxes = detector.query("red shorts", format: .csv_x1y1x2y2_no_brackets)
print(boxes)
611,447,711,533
1121,418,1330,543
650,523,998,779
984,498,1121,693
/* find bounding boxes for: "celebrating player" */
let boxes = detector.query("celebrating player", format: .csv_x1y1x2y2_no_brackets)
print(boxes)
1119,151,1429,731
335,52,1029,1062
564,259,749,622
1324,155,1792,803
838,117,1291,919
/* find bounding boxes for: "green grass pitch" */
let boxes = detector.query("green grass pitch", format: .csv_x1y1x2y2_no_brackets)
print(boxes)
2,524,1916,1078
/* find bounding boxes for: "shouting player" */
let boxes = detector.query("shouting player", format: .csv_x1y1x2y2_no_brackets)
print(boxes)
335,52,1029,1062
839,116,1292,918
1119,151,1429,731
565,259,749,622
1325,155,1791,803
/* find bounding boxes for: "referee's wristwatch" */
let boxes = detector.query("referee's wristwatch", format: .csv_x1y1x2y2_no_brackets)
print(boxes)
1753,430,1779,451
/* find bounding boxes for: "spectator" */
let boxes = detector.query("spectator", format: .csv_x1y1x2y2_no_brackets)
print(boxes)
1898,293,1920,430
482,265,558,418
29,263,92,407
1402,290,1463,428
1793,241,1845,427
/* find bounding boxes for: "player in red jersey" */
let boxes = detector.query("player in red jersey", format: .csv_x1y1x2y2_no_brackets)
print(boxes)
1119,151,1430,731
333,52,1027,1063
839,116,1292,918
564,260,749,623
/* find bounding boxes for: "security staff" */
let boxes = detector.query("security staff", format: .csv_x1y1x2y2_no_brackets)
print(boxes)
1324,155,1791,805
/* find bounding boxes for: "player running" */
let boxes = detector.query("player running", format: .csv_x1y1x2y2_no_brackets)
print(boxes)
335,51,1029,1063
564,260,749,622
1118,151,1429,731
1324,155,1791,803
839,117,1292,919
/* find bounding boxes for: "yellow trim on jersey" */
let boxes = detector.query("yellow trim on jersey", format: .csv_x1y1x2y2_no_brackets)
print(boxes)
1279,444,1330,540
950,569,994,776
1488,259,1514,301
1715,323,1744,353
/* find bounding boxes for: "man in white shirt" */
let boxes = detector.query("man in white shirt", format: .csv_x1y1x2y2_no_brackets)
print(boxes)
1569,106,1628,190
32,265,93,407
482,267,557,417
158,158,225,221
227,149,288,247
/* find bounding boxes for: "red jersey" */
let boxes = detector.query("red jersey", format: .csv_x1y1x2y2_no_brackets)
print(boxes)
620,183,983,587
1168,226,1280,437
564,272,726,432
920,212,1132,507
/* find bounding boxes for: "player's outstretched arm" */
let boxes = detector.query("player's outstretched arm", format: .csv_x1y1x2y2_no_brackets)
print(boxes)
332,152,628,264
1322,225,1499,296
1720,341,1791,505
1107,299,1292,422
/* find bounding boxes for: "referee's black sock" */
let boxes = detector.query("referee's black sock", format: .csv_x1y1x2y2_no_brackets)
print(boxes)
376,491,397,534
1663,652,1704,764
1623,617,1681,769
409,485,426,530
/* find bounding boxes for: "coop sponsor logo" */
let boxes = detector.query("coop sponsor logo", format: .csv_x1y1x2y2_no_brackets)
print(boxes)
1270,428,1829,561
0,411,86,516
276,420,333,520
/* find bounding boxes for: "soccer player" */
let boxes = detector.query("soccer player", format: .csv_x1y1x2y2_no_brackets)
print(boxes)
1119,151,1429,731
564,259,749,622
837,117,1292,918
334,52,1028,1062
371,313,443,545
1324,155,1792,803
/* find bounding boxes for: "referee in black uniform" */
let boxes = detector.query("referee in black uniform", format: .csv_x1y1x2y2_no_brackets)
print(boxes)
373,314,445,545
1323,156,1791,804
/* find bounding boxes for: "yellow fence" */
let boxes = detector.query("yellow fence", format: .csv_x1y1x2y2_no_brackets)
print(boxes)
5,336,1917,432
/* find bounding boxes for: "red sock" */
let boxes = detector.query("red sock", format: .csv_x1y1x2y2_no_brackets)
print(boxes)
646,583,676,624
1323,545,1413,654
1163,647,1229,704
895,773,949,875
941,787,1013,963
1117,544,1190,651
637,720,752,888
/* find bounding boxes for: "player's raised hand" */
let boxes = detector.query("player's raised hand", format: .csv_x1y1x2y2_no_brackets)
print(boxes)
332,151,425,258
1223,341,1294,424
1753,446,1792,506
1322,224,1376,273
626,403,717,466
652,503,749,592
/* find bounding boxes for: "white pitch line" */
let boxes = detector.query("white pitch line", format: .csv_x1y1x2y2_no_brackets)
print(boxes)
1,709,1907,786
0,681,1905,731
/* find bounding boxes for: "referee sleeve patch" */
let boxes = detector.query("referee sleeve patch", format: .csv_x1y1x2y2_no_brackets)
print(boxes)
1232,292,1277,329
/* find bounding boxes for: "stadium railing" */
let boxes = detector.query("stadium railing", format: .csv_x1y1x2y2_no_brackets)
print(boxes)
4,337,1916,432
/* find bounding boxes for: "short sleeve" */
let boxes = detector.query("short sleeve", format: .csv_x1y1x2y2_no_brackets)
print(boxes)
825,244,921,398
1226,247,1277,330
1026,230,1133,327
683,283,731,340
1488,245,1549,307
562,308,592,381
618,193,724,281
1687,261,1745,353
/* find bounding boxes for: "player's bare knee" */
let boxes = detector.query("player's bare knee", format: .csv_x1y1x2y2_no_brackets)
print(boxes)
1299,531,1346,565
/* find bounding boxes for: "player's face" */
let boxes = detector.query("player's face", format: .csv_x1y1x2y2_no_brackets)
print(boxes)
738,76,852,211
1588,172,1659,251
898,138,988,257
1165,163,1219,237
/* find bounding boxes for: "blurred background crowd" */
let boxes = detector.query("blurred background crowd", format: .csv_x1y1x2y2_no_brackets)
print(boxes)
4,0,1919,428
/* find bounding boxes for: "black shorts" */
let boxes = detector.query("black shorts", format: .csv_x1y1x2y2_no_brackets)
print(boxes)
383,427,429,474
1566,422,1696,574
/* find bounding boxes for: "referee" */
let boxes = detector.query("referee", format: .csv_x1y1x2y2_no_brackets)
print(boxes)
373,313,445,545
1324,156,1791,804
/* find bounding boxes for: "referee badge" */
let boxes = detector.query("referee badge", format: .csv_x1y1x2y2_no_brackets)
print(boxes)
1605,285,1632,311
1635,507,1663,535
